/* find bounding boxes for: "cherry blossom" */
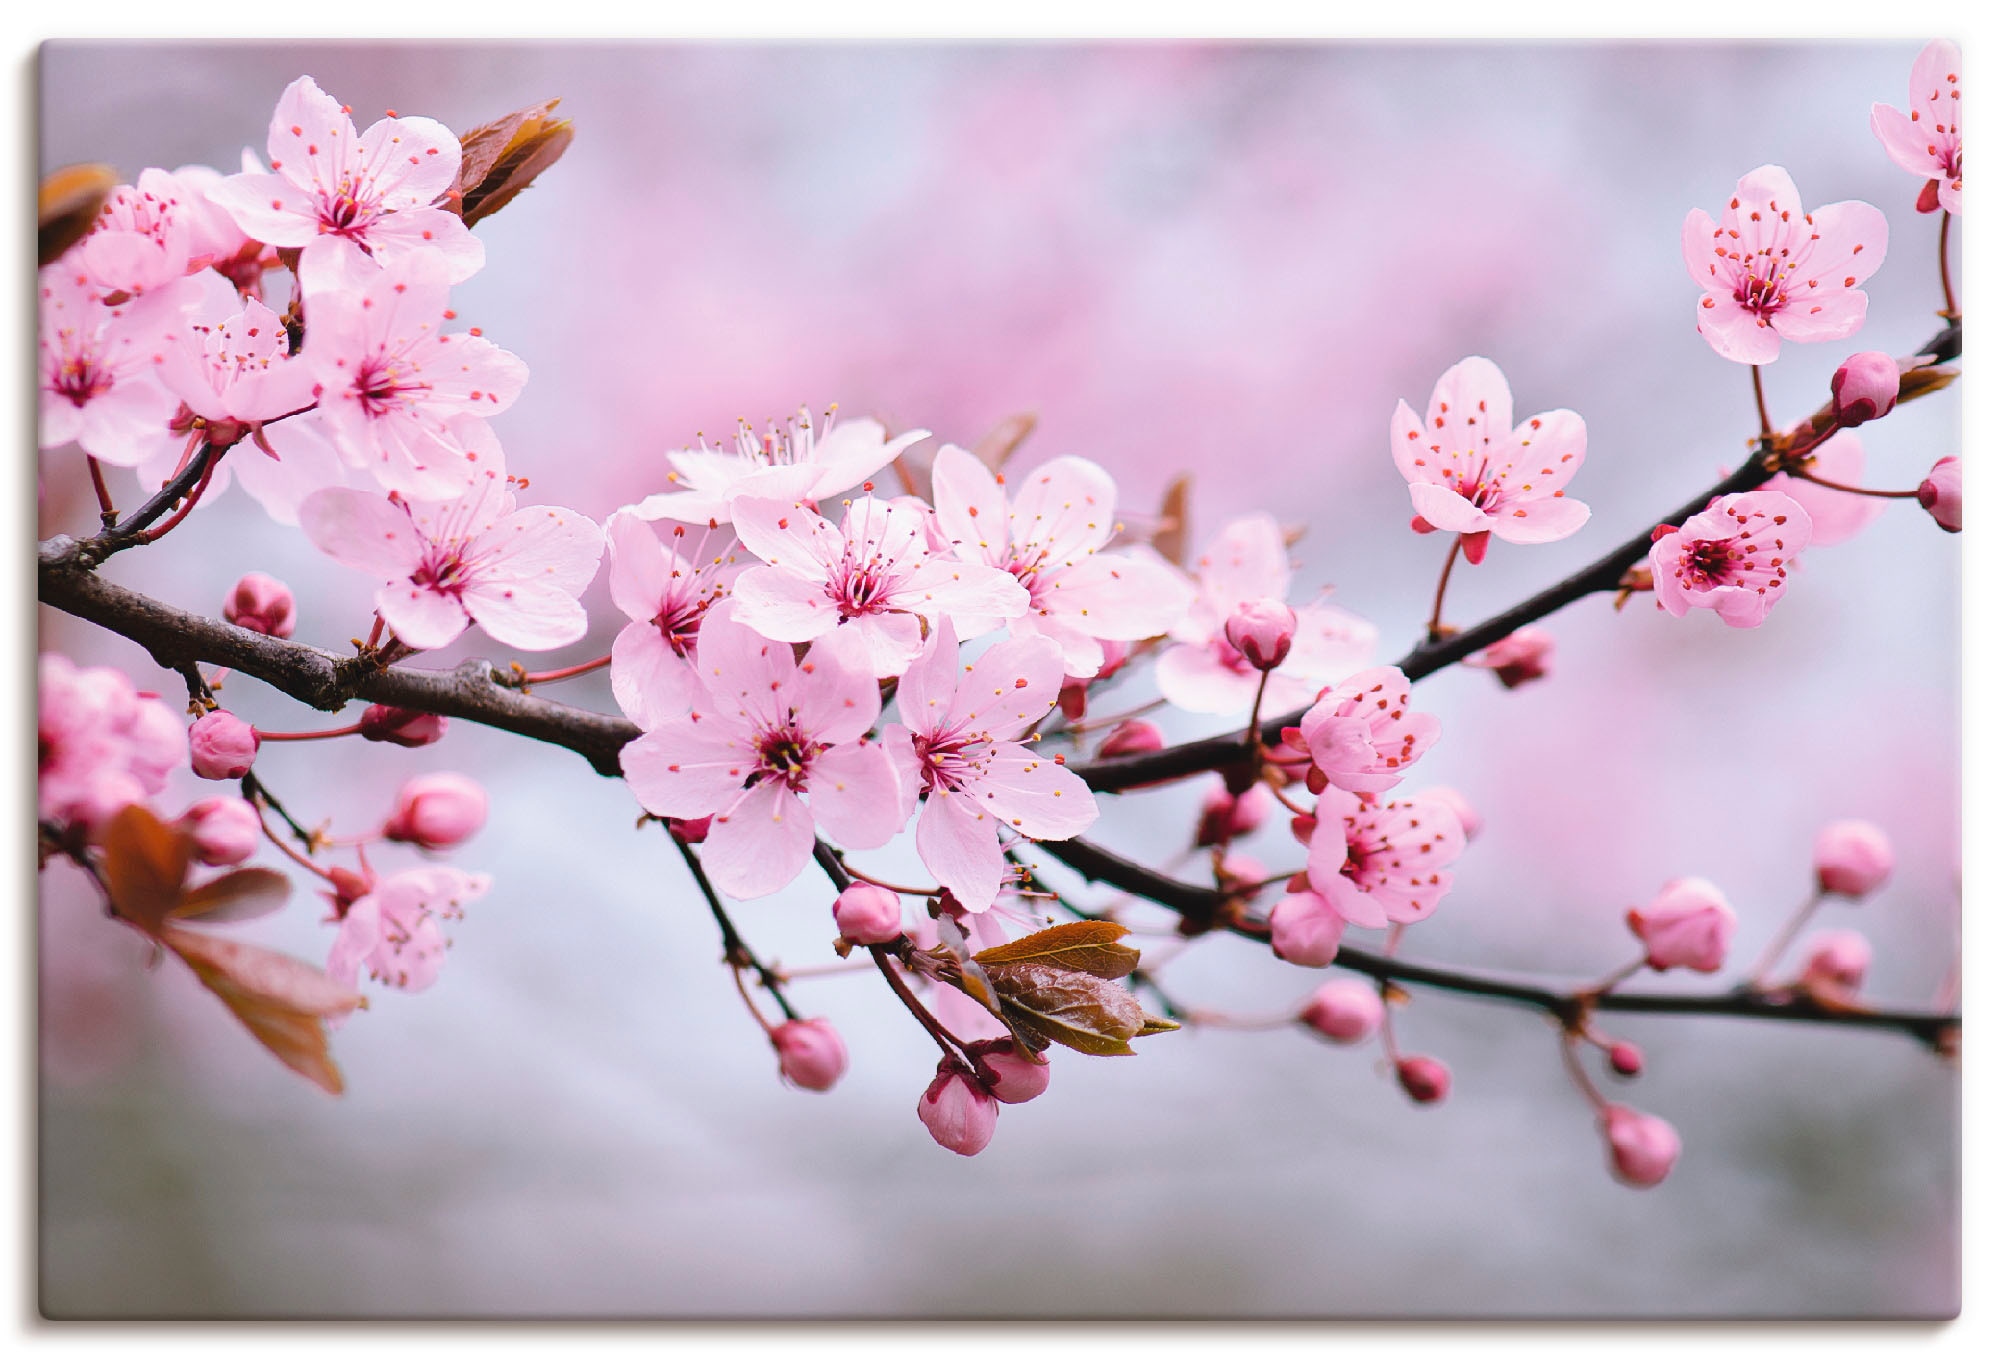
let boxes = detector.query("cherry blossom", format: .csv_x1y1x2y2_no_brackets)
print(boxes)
1601,1105,1680,1188
1765,433,1881,547
1391,357,1590,556
300,250,525,499
618,604,910,899
729,493,1030,678
74,168,196,298
37,654,186,835
1301,979,1384,1044
172,159,278,291
1156,514,1377,715
632,406,929,527
1464,625,1555,689
207,76,482,296
1682,165,1888,365
158,273,319,426
883,620,1097,912
38,264,194,467
1648,490,1812,629
299,473,603,652
1305,788,1466,930
133,409,360,530
327,865,491,994
1918,457,1961,532
1871,40,1962,215
604,509,739,730
1291,665,1440,796
1813,819,1893,898
1626,878,1735,973
773,1019,848,1092
223,572,296,638
928,445,1195,677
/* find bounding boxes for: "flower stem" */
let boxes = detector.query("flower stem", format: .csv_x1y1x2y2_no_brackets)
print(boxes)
516,654,612,686
669,824,800,1023
1747,890,1826,987
85,457,117,527
1559,1032,1610,1113
868,943,973,1065
1751,365,1773,444
1784,466,1922,500
1244,668,1273,757
254,722,366,742
135,444,225,544
1425,537,1462,642
1939,211,1959,321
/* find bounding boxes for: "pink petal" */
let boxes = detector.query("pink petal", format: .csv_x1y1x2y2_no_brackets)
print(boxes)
1871,102,1943,179
1425,355,1514,458
1508,407,1587,496
929,444,1009,566
703,780,815,899
952,632,1065,738
1695,292,1781,365
204,172,317,247
620,716,757,818
610,622,698,729
375,580,470,651
298,487,424,577
1155,641,1258,715
471,502,604,596
808,740,909,850
790,626,884,746
1408,481,1490,534
893,616,963,734
731,495,841,577
692,602,799,730
461,580,589,651
1682,208,1723,289
976,742,1097,842
915,794,1007,913
1191,514,1291,614
354,113,462,208
730,566,839,643
1488,494,1590,545
233,417,350,526
1008,455,1119,561
606,510,674,623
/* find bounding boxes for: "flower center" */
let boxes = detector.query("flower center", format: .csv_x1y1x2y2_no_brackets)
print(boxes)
1734,262,1789,318
410,546,471,596
914,729,985,795
354,357,426,416
1678,538,1740,589
755,725,820,792
52,354,110,408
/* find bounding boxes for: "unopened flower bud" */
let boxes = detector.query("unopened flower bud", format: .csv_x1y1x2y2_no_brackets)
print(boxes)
358,704,448,747
918,1060,999,1156
1217,853,1265,895
967,1038,1051,1104
382,772,488,850
833,882,904,945
178,796,261,866
1467,626,1553,690
669,815,711,843
1917,457,1961,533
772,1018,847,1092
1625,877,1735,973
1097,719,1164,758
1421,786,1482,844
1299,978,1383,1043
1396,1055,1452,1105
189,710,259,780
1607,1041,1644,1078
1196,780,1270,847
1797,928,1872,997
222,572,296,638
1224,597,1297,671
1600,1104,1681,1188
1829,351,1899,428
1813,819,1894,898
1057,677,1089,722
1269,890,1344,968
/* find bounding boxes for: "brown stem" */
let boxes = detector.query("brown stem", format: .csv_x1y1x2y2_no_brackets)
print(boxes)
1747,890,1827,986
1751,364,1773,443
1940,211,1958,320
1785,466,1922,500
85,456,117,527
1426,535,1462,641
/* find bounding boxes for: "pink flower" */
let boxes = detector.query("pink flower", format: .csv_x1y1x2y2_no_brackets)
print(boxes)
618,604,910,899
1156,514,1377,716
1625,877,1735,973
1813,819,1893,898
172,160,273,288
37,264,191,467
1097,720,1164,757
177,797,263,867
1465,626,1554,689
1304,789,1466,929
358,704,447,747
772,1018,848,1092
156,274,319,426
1420,786,1483,844
917,1060,1000,1156
633,407,929,527
1871,40,1963,215
1830,351,1900,428
73,168,197,298
300,474,603,652
604,510,738,730
730,494,1030,678
1292,665,1440,796
1683,165,1888,365
37,655,185,833
1600,1105,1681,1189
382,772,488,850
1396,1056,1451,1105
1918,457,1961,533
189,710,260,780
1766,432,1883,547
1195,779,1270,848
131,406,359,530
327,865,490,994
300,250,525,499
1224,598,1296,671
223,572,297,639
1648,490,1812,629
966,1038,1050,1105
1391,356,1590,552
928,445,1194,677
1268,889,1346,967
884,620,1096,912
1300,979,1384,1044
207,76,482,296
1797,929,1872,998
833,883,905,945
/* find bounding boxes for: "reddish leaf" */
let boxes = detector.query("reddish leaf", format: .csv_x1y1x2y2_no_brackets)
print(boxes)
98,804,194,936
162,926,363,1096
39,163,117,266
454,98,574,227
971,411,1037,473
174,867,292,924
985,960,1149,1057
974,920,1140,980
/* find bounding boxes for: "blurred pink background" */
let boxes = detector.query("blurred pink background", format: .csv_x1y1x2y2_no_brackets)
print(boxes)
37,43,1958,1317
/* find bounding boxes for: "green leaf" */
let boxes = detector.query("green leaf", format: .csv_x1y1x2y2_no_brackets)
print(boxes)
973,920,1140,980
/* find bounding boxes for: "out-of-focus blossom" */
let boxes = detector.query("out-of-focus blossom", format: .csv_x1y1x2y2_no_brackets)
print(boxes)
966,1038,1051,1104
1766,432,1884,546
382,772,488,850
1871,40,1962,214
619,605,908,899
189,710,260,780
1290,665,1439,796
1465,626,1554,689
1813,819,1894,898
37,654,185,833
177,796,262,866
1420,786,1483,844
74,168,196,297
172,159,275,290
1396,1055,1452,1105
1917,457,1961,532
1305,788,1466,929
300,473,603,652
1300,978,1384,1043
832,883,905,945
207,75,482,295
1682,164,1887,364
604,510,737,730
1830,351,1900,427
1626,877,1735,973
1269,889,1345,967
1224,597,1296,671
1648,490,1812,628
38,263,192,467
1600,1104,1681,1188
327,864,490,994
358,704,447,747
929,446,1194,677
1156,514,1376,715
223,571,297,638
1195,779,1270,848
772,1018,848,1092
730,494,1028,678
1391,356,1589,558
917,1060,999,1156
1608,1041,1645,1078
633,407,928,528
884,621,1094,912
1096,719,1163,758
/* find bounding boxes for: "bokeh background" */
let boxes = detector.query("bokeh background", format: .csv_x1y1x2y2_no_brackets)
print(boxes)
35,42,1959,1318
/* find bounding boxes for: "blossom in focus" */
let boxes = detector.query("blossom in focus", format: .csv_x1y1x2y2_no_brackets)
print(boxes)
207,75,483,296
884,620,1096,912
1813,819,1894,898
327,865,490,994
1626,878,1736,973
158,273,319,425
73,168,196,298
1871,40,1962,214
1600,1105,1681,1189
1464,626,1554,689
603,510,738,730
1766,433,1883,547
772,1018,848,1092
1390,356,1589,557
928,445,1194,677
1304,788,1466,930
730,493,1030,678
1682,164,1888,365
619,604,909,899
38,263,192,467
1648,490,1812,629
37,654,185,834
1917,457,1961,532
1291,665,1439,796
189,710,260,781
300,473,603,652
632,406,929,527
1156,514,1377,715
917,1060,1000,1156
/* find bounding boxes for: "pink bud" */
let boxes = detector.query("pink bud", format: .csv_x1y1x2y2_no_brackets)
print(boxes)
1396,1055,1451,1104
1600,1104,1681,1189
177,796,261,866
1269,890,1345,968
357,704,448,747
1829,351,1900,427
833,882,904,945
1797,928,1872,997
772,1018,847,1092
669,815,711,843
222,572,296,639
1195,780,1271,848
1097,719,1164,758
1421,786,1482,844
1216,853,1266,895
1607,1041,1644,1078
1466,626,1553,689
1625,877,1736,973
1223,597,1297,671
188,710,259,780
382,772,488,850
1299,978,1383,1043
1917,457,1961,533
1095,640,1130,683
1813,819,1894,898
1057,677,1089,722
967,1038,1051,1104
917,1061,999,1156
